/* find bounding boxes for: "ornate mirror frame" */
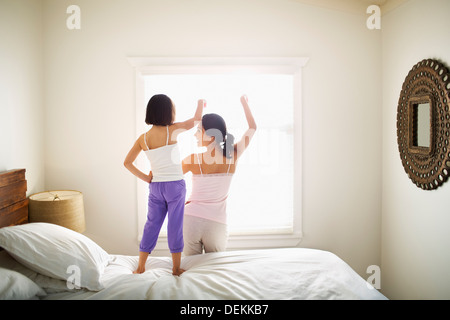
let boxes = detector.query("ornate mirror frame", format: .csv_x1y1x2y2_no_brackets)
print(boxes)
397,59,450,190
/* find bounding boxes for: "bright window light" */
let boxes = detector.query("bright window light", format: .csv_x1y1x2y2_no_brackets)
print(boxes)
128,56,307,249
143,74,294,235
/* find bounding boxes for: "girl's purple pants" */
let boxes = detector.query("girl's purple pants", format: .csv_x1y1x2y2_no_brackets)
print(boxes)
139,179,186,254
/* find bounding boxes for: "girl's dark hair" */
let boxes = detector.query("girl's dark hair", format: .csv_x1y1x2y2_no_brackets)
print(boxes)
145,94,174,125
202,113,235,159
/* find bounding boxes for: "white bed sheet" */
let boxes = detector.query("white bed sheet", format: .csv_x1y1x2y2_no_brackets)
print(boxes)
42,248,387,300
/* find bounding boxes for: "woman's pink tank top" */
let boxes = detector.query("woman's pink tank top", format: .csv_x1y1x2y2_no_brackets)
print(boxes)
184,154,233,225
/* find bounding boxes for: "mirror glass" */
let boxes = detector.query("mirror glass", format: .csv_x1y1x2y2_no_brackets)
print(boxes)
412,102,431,148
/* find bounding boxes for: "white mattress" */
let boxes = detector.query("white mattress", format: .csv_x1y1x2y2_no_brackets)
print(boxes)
40,248,386,300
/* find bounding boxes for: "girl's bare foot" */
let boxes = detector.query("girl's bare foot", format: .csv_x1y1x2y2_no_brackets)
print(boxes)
133,251,149,274
172,267,185,276
133,266,146,274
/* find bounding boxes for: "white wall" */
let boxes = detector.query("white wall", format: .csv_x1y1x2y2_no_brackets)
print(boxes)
382,0,450,299
0,0,45,195
42,0,381,278
5,0,450,300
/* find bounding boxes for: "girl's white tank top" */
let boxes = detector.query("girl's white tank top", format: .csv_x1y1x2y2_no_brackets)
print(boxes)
143,126,184,182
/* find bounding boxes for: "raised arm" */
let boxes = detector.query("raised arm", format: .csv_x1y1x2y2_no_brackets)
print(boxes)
234,95,257,160
173,99,205,132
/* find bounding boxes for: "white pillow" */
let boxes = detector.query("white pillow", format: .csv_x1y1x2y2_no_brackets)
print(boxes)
0,267,46,300
0,223,112,291
0,250,70,294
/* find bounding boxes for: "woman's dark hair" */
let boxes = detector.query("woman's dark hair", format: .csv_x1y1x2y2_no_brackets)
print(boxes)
145,94,174,125
202,113,235,159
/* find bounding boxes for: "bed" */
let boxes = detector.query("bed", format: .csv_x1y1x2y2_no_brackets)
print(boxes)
0,169,387,300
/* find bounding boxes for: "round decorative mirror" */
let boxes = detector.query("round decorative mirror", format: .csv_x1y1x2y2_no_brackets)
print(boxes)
397,59,450,190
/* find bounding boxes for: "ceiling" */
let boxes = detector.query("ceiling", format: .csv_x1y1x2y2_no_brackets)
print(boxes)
290,0,410,15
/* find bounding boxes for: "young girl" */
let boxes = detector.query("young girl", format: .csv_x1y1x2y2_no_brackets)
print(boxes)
124,94,204,275
182,95,256,255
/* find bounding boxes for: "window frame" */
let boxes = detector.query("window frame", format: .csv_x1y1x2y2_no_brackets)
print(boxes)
128,57,308,251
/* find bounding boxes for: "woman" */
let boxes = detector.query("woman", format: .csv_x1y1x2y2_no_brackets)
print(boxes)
182,95,257,255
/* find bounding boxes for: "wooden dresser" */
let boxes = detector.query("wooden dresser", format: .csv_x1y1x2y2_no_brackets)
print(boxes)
0,169,28,228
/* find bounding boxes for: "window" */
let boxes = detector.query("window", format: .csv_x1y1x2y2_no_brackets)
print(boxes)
128,57,308,250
